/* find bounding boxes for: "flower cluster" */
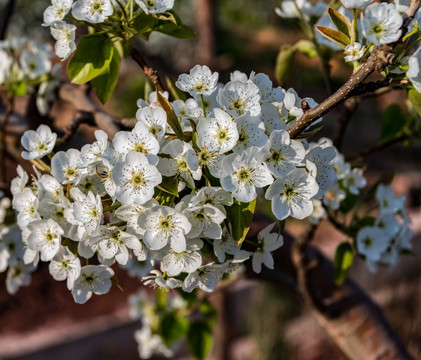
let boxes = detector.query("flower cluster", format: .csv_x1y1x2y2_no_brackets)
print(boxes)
356,184,413,272
4,65,344,301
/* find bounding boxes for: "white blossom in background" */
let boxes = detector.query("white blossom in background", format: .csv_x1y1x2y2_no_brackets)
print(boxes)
135,0,175,15
21,125,57,160
309,199,327,225
71,264,114,303
361,3,403,45
275,0,326,19
323,185,346,210
344,42,365,63
357,226,390,261
50,21,77,60
217,80,261,117
72,0,114,23
407,47,421,93
342,168,366,195
176,64,218,97
43,0,73,25
376,184,407,213
252,223,283,273
135,325,173,359
340,0,372,10
6,262,34,295
12,189,40,227
20,48,52,80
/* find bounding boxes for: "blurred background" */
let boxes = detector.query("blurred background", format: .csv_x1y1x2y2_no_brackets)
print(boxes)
1,0,421,359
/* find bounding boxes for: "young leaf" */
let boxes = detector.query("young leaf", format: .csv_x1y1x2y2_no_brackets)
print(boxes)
155,22,196,38
275,44,296,85
328,8,352,39
294,40,318,59
156,90,184,140
381,104,407,143
67,35,113,84
161,314,189,346
316,26,350,49
407,87,421,117
91,47,121,103
226,199,256,244
333,242,354,285
187,321,213,360
132,12,156,35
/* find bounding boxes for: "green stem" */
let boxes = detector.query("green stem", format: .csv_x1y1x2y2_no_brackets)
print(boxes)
200,94,207,117
352,9,359,44
103,203,122,212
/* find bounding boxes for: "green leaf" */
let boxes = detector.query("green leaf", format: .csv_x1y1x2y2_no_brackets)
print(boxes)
156,90,184,140
275,44,296,85
407,87,421,117
316,26,350,49
333,242,354,285
10,81,27,96
161,314,189,346
294,40,318,59
91,47,121,103
155,22,196,38
199,301,218,327
226,199,256,244
328,8,352,39
381,104,407,142
132,12,156,35
157,175,179,197
187,322,213,360
67,35,113,84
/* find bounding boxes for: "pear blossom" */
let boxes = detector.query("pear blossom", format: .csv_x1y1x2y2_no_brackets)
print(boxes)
309,199,327,225
265,168,319,220
11,165,29,195
220,146,273,203
275,0,326,19
257,129,305,177
361,3,403,45
135,325,174,359
344,42,365,63
182,262,228,292
49,245,81,290
21,124,57,160
161,239,203,276
252,223,283,273
182,204,226,239
190,187,233,215
71,0,113,23
217,80,261,117
27,219,64,261
357,226,390,261
19,48,52,80
342,168,366,195
176,64,219,97
340,0,371,10
233,114,268,154
135,0,174,14
213,227,251,262
249,72,285,103
407,47,421,93
196,108,239,154
80,130,112,166
112,151,162,205
142,269,182,289
323,184,346,210
51,149,85,184
50,21,77,60
71,265,114,304
138,206,191,252
6,261,34,295
260,102,288,134
376,184,407,214
43,0,73,25
12,189,40,227
135,107,167,142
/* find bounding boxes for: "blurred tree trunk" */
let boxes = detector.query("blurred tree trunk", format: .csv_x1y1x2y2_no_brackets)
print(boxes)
194,0,217,67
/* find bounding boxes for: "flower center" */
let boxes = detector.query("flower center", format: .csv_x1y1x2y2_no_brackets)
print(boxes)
236,167,253,184
130,171,146,188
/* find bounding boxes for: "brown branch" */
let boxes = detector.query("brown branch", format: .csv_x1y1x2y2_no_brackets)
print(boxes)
288,0,421,139
246,216,414,360
130,40,165,93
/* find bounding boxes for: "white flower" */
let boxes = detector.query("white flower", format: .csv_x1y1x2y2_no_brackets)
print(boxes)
20,48,52,79
213,227,251,262
249,72,285,103
69,188,103,235
252,223,283,273
342,168,366,195
138,206,191,252
51,149,85,184
233,113,268,154
157,139,201,188
257,129,305,177
71,265,114,304
71,0,113,23
135,107,167,143
135,325,173,359
49,245,81,290
357,226,390,261
323,184,346,210
376,184,406,214
112,151,162,205
80,129,112,166
50,21,77,60
112,122,160,165
115,199,158,235
340,0,371,10
265,168,319,220
6,261,34,295
190,186,233,215
0,225,25,270
135,0,174,14
408,47,421,93
43,0,73,25
12,189,40,227
176,64,219,97
11,165,29,195
217,80,261,117
182,262,227,293
21,124,57,160
220,146,273,203
0,48,12,85
91,226,142,265
309,199,327,225
27,219,64,261
196,108,239,154
142,269,182,289
260,103,288,135
275,0,326,19
183,204,226,239
344,42,365,63
161,239,203,276
172,98,203,127
361,3,403,45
